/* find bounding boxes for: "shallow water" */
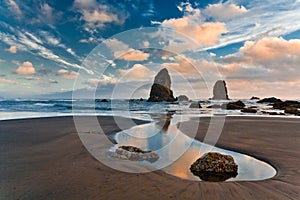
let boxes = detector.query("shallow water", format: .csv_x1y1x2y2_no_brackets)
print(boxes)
113,114,277,181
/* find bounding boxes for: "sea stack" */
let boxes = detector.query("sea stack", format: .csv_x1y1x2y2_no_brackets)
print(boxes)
211,80,229,100
147,68,176,102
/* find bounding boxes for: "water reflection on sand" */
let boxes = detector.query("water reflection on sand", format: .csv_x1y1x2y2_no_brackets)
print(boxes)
114,113,276,181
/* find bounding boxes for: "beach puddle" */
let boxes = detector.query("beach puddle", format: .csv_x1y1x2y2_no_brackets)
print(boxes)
112,114,277,181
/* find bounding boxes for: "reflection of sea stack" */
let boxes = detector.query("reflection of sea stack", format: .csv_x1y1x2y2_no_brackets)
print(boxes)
147,68,176,102
212,80,229,100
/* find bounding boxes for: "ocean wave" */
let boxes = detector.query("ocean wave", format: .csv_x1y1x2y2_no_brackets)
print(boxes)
34,103,55,107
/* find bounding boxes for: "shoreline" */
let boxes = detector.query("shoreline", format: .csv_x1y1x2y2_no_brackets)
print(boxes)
0,115,299,199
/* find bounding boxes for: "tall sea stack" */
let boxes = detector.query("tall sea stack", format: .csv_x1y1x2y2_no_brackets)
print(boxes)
211,80,229,100
147,68,176,102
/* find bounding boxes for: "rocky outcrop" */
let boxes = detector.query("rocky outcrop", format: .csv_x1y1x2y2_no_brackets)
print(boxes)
221,100,245,110
177,95,189,101
262,111,285,116
241,108,257,113
211,80,229,100
284,107,300,115
257,97,282,103
111,146,159,163
190,152,238,182
250,96,260,100
273,100,300,109
189,102,202,108
147,68,176,102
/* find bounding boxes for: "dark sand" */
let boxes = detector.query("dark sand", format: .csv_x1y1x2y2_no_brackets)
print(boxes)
0,116,299,200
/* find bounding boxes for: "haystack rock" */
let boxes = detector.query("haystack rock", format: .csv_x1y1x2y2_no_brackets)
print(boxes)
211,80,229,100
147,68,176,102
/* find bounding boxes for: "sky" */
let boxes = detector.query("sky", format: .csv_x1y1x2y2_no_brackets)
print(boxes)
0,0,299,99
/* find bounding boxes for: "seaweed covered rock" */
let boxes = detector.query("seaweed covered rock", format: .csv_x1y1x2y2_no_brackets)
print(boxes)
112,146,159,162
147,68,176,102
211,80,229,100
190,152,238,182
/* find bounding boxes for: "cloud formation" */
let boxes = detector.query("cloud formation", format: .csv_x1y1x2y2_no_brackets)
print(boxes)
118,64,153,80
203,3,248,20
16,61,35,75
6,45,17,53
0,78,17,85
56,69,79,79
104,38,149,61
154,3,227,46
73,0,125,29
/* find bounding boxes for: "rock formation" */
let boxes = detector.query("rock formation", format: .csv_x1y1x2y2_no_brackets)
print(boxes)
257,97,282,103
241,107,257,113
177,95,189,101
211,80,229,100
190,152,238,182
111,146,159,163
147,68,176,102
250,96,260,100
221,100,245,110
189,102,202,108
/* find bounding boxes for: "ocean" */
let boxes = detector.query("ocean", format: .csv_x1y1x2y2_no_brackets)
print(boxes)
0,98,299,120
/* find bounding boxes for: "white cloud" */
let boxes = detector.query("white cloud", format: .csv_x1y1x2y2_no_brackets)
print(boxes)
6,45,17,53
16,61,36,75
153,2,227,46
6,0,22,18
56,69,79,79
203,3,248,20
0,78,17,85
73,0,125,29
104,38,149,61
0,25,93,74
118,64,153,80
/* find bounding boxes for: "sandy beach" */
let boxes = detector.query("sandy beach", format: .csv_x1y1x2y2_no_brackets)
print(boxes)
0,116,299,200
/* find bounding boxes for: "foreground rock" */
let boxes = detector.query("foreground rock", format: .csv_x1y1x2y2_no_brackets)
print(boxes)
257,97,282,103
241,108,257,113
177,95,189,101
207,104,221,109
211,80,229,100
221,100,245,110
112,146,159,163
189,102,202,108
147,68,176,102
190,152,238,182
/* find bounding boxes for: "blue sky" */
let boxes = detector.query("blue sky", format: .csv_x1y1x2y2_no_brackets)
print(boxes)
0,0,300,99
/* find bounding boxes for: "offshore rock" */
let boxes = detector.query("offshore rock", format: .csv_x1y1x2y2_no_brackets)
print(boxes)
190,152,238,182
221,100,245,110
211,80,229,100
257,97,282,103
189,102,202,108
147,68,176,102
177,95,189,101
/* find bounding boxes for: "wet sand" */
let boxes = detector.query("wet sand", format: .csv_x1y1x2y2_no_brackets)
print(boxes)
0,116,299,199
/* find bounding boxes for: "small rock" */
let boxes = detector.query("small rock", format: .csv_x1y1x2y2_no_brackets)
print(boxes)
284,106,299,115
250,96,260,100
207,104,221,109
177,95,189,102
221,100,245,110
112,146,159,163
189,102,202,108
241,108,257,113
